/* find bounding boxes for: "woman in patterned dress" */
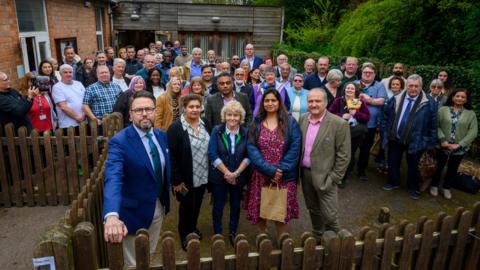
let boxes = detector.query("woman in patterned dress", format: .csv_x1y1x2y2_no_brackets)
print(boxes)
246,88,301,238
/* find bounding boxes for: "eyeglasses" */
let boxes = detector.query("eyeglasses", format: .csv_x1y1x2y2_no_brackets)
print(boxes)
362,71,374,74
431,85,443,89
232,58,240,60
218,81,232,86
293,79,303,82
131,107,155,115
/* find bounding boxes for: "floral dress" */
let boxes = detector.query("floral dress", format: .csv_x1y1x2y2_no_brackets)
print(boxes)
245,125,299,224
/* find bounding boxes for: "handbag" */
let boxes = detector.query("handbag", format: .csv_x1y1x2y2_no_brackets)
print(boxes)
418,150,437,191
453,173,480,194
260,182,287,223
350,123,368,139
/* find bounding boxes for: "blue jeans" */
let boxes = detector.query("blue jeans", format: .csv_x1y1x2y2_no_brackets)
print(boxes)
211,183,243,235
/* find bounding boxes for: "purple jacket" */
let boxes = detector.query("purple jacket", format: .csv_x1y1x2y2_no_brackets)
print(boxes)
328,96,370,124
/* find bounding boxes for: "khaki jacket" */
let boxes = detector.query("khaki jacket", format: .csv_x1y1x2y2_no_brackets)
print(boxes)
299,112,351,190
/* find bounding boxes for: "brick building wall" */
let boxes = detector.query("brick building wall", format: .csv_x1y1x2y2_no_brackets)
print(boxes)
45,0,111,62
0,0,22,85
0,0,111,86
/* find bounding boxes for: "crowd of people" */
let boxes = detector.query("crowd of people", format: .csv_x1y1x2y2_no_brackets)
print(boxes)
0,41,478,267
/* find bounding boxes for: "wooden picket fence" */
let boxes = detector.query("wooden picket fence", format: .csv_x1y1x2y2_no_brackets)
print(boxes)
35,200,480,269
0,120,104,207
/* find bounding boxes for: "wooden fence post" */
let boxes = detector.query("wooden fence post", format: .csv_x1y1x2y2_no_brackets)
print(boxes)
18,127,34,206
380,226,396,270
398,223,416,270
280,233,294,270
301,234,317,270
135,229,150,270
107,242,124,270
449,210,472,270
338,230,355,270
73,222,98,270
33,223,73,270
361,229,378,270
186,233,201,270
235,238,249,270
257,233,273,270
161,233,176,270
465,209,480,270
432,215,454,269
211,234,225,270
0,130,11,207
321,231,340,269
414,219,434,270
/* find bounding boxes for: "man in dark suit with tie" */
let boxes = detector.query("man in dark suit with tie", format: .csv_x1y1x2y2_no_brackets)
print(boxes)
205,72,253,127
103,91,171,267
381,74,437,200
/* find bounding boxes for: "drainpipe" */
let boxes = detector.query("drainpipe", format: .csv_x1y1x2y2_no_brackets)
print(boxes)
108,1,115,48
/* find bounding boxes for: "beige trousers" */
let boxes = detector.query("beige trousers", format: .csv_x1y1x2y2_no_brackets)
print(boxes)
122,199,164,267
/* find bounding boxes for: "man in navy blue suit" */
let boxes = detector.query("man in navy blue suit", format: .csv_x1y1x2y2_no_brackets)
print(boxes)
103,90,170,267
240,43,263,70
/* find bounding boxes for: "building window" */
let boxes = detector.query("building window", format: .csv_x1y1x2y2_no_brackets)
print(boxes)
179,32,251,61
15,0,51,74
15,0,46,32
95,8,104,50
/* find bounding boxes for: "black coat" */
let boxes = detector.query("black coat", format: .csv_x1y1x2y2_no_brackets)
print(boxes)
167,118,212,188
0,88,33,133
113,91,133,128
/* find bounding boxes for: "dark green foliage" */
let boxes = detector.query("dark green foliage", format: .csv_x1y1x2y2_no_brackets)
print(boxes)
280,0,480,70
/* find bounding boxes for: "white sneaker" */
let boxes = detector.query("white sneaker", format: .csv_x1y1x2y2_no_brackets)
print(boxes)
443,189,452,200
430,186,438,197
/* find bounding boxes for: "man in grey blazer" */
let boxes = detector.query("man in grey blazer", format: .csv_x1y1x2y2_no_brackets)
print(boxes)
205,72,253,127
299,88,351,242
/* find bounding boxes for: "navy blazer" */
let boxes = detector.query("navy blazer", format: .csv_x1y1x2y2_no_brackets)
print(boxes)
240,55,263,69
103,125,171,235
304,73,328,90
247,115,301,182
208,124,250,186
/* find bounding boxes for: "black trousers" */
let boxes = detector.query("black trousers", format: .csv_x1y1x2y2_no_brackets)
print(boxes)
357,128,376,172
431,151,464,189
177,184,207,240
387,140,423,192
344,135,362,179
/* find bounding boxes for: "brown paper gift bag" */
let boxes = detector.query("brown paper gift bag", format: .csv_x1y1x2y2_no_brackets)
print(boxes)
260,183,287,223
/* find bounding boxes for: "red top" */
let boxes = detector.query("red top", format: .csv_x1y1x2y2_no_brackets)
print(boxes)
28,95,52,132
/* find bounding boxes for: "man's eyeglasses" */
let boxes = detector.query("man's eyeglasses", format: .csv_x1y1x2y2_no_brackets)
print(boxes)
293,79,303,82
218,81,232,86
131,107,155,115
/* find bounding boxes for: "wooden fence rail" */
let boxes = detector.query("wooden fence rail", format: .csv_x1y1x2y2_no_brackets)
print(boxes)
0,121,103,207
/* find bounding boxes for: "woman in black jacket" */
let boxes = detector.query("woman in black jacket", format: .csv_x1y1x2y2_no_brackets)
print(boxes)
167,94,212,250
207,101,250,246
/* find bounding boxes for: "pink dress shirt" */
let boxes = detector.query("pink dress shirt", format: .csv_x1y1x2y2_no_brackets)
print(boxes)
302,112,325,168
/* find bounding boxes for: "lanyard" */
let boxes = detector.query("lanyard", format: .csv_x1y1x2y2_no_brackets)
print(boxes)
36,96,44,115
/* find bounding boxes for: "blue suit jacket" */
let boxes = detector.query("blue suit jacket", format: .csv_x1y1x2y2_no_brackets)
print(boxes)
240,55,263,69
103,125,171,235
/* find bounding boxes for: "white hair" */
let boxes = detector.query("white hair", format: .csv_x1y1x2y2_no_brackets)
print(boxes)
113,58,125,66
59,64,72,72
192,47,202,54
